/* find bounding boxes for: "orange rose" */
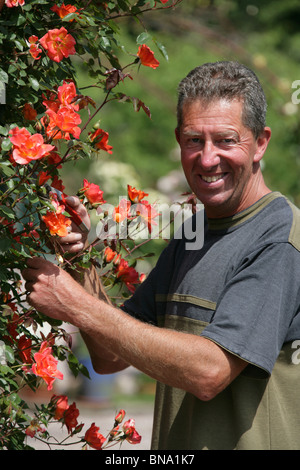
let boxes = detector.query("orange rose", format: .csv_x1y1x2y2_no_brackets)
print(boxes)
51,3,79,19
9,127,55,165
84,423,106,450
31,341,63,391
5,0,25,7
82,179,105,205
57,80,79,110
25,420,46,438
44,106,81,140
134,200,159,233
17,335,32,368
23,103,37,120
115,258,140,293
39,27,76,63
89,128,113,154
122,418,142,444
137,44,160,69
113,198,131,223
114,409,125,424
28,36,42,60
42,211,71,237
64,402,79,434
127,184,148,203
104,246,117,263
51,394,69,420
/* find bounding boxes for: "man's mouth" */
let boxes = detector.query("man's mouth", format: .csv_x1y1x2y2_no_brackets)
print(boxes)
201,173,226,183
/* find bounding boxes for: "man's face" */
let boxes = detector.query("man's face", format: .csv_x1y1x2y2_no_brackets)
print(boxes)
176,99,271,218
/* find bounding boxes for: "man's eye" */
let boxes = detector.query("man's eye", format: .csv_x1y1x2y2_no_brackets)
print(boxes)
218,138,236,145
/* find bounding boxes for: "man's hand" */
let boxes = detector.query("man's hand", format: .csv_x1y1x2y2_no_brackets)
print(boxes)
58,196,91,254
22,257,90,324
22,257,129,374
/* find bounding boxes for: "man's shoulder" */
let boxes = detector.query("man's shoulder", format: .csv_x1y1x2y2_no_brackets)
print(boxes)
283,197,300,251
259,193,300,252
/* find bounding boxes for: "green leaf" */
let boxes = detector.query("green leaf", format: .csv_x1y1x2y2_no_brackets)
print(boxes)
16,14,26,27
0,69,8,84
28,76,40,91
0,266,9,281
4,345,15,364
0,205,14,220
1,138,12,152
0,364,14,375
67,353,90,378
0,126,8,136
0,239,12,254
155,40,169,61
136,32,152,45
0,163,16,177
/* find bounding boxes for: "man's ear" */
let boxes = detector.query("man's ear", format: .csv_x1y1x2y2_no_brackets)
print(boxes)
175,127,180,144
254,126,272,163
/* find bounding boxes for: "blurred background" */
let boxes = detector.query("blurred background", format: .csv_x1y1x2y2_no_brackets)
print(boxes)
23,0,300,446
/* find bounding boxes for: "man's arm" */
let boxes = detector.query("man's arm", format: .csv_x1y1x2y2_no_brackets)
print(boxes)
50,196,129,374
69,262,130,374
22,257,247,401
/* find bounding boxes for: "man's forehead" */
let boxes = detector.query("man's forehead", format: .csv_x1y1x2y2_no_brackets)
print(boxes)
182,97,243,114
180,98,245,128
182,128,240,137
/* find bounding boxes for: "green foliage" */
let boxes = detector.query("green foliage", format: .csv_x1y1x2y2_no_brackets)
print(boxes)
69,0,300,206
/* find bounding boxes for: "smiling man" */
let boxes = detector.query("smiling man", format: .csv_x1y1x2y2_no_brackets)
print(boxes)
176,99,271,218
23,61,300,450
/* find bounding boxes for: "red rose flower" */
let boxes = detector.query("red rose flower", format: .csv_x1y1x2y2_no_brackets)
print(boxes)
39,27,76,63
122,418,142,444
84,423,106,450
51,3,79,19
51,394,69,420
31,341,63,391
127,184,148,203
64,402,80,434
137,44,160,69
42,211,71,237
115,258,140,293
89,128,113,154
9,127,55,165
82,179,106,205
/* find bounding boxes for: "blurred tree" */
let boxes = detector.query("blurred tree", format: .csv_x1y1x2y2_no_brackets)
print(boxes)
62,0,300,206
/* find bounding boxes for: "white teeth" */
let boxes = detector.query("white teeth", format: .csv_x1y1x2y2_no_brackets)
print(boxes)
201,174,224,183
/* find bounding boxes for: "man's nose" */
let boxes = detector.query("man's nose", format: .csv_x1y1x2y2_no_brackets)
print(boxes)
198,140,220,168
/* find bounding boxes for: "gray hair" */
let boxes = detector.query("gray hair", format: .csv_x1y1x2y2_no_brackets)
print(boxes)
177,61,267,138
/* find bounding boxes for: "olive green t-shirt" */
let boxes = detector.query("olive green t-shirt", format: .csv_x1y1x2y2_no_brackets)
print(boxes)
123,192,300,449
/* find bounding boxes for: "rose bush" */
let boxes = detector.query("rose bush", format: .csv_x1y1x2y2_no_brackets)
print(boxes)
0,0,182,450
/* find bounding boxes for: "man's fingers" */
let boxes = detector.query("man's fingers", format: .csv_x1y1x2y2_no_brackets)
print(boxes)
65,196,91,230
59,232,82,244
22,268,34,281
22,257,60,279
24,280,34,292
65,196,87,218
59,241,85,254
65,195,80,208
26,256,45,269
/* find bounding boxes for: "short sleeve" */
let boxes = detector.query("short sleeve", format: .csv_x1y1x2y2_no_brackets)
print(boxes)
122,237,181,325
200,242,300,376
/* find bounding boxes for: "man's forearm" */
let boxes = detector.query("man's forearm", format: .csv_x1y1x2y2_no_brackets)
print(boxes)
23,258,247,400
66,261,110,303
67,261,128,373
76,296,247,401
